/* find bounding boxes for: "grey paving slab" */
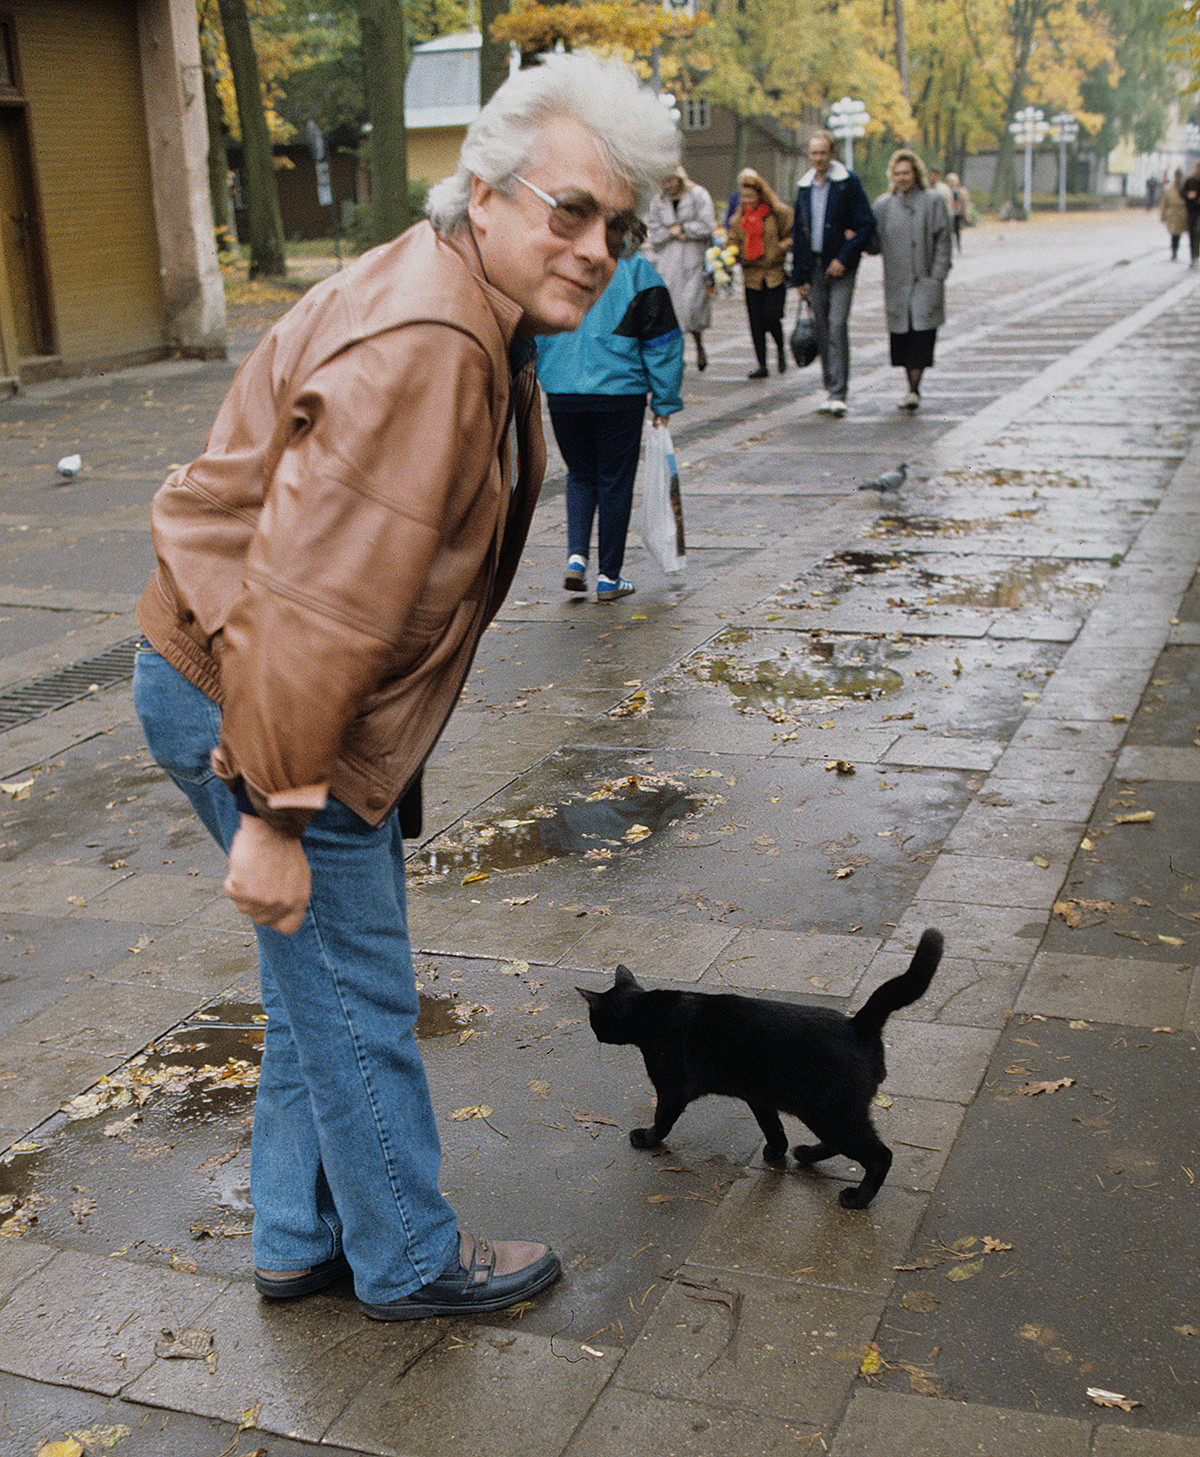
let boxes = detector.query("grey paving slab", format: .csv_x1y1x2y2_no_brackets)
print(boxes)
1016,950,1195,1027
0,1040,121,1147
0,1236,55,1298
866,946,1028,1028
570,1386,821,1456
1117,745,1200,781
829,1389,1094,1457
873,1018,998,1103
325,1325,621,1457
888,901,1046,965
123,1280,443,1442
943,802,1087,862
615,1268,883,1427
1093,1429,1200,1456
562,910,738,981
686,1168,928,1296
0,1249,223,1395
704,929,877,997
872,1016,1200,1431
916,852,1068,910
1,972,204,1061
0,1371,373,1457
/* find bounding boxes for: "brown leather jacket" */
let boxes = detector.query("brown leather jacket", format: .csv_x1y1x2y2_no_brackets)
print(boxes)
137,222,545,834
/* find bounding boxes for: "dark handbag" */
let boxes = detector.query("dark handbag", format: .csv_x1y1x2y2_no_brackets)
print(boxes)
790,304,818,368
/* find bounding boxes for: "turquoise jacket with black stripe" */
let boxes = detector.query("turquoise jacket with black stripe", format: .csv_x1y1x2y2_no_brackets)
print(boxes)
534,253,684,417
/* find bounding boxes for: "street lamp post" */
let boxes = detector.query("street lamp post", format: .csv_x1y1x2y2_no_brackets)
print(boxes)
1009,105,1050,217
827,96,870,172
1050,111,1080,212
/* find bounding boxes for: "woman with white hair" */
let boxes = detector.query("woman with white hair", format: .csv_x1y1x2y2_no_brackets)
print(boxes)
873,148,952,410
647,167,716,371
134,50,679,1326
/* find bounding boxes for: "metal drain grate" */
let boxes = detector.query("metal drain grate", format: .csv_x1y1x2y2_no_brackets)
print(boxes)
0,636,142,732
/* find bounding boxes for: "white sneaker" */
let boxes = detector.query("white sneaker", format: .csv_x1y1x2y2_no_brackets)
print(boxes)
898,391,920,411
826,398,847,416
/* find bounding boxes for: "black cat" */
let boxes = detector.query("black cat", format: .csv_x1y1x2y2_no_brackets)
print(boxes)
578,928,944,1208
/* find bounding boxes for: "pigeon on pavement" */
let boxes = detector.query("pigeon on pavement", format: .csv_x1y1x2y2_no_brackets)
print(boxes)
857,462,907,493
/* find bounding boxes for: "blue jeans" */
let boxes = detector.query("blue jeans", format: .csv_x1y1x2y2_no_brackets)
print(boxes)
808,265,858,400
549,399,645,581
132,648,457,1302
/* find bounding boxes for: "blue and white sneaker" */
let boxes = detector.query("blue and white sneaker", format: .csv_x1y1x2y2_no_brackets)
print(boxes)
563,556,587,593
596,575,635,602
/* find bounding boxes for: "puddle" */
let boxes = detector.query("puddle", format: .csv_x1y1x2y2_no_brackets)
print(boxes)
413,771,702,879
417,990,486,1039
776,552,1105,615
682,630,904,716
943,467,1091,490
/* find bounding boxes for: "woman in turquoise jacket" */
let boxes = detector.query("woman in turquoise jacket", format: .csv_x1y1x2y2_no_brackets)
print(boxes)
536,252,683,601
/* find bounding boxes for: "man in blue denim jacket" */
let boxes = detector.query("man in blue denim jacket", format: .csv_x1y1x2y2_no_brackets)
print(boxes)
790,130,876,415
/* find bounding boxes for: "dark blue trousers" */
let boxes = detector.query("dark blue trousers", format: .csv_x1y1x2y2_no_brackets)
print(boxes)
548,397,646,581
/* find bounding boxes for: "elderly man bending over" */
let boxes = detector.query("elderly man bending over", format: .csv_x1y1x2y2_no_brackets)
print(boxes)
133,52,679,1322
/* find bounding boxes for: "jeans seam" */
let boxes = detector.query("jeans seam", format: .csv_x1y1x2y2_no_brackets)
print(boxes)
306,904,425,1281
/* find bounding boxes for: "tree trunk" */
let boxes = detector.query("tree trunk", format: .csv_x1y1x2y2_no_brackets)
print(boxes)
479,0,510,104
199,34,234,251
215,0,286,277
893,0,910,103
356,0,410,246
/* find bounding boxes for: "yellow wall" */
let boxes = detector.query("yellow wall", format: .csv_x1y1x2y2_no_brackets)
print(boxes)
408,128,468,191
8,0,165,367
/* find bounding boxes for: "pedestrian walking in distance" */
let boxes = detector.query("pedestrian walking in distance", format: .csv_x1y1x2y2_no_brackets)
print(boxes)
873,148,953,412
1182,162,1200,269
789,129,876,416
648,167,716,373
132,51,679,1324
946,172,971,253
1161,170,1188,261
727,167,794,378
536,252,684,602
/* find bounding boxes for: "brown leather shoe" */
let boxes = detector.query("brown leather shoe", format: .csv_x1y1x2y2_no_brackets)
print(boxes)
359,1231,560,1321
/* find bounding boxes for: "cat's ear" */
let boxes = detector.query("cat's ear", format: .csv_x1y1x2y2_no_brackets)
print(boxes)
577,986,601,1007
614,964,638,988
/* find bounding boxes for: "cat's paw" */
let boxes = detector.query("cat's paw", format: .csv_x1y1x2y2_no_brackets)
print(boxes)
792,1143,824,1166
838,1184,873,1209
630,1127,660,1149
762,1141,788,1162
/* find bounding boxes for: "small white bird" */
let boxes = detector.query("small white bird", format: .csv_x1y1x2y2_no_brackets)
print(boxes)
858,462,907,493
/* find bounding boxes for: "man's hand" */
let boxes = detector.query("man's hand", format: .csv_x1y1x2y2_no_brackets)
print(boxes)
652,413,670,428
826,259,846,279
225,815,312,935
795,283,811,300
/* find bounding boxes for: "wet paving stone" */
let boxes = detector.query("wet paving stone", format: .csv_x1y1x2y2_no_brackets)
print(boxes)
872,1015,1200,1433
411,742,975,937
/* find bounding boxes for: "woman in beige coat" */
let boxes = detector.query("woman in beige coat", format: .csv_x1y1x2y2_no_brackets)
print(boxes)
872,148,952,410
1160,170,1187,260
728,168,794,377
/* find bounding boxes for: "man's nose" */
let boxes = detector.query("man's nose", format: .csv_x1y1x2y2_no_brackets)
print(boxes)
575,211,611,264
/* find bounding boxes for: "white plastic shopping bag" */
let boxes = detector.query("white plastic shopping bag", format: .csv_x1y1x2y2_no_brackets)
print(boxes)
639,423,686,576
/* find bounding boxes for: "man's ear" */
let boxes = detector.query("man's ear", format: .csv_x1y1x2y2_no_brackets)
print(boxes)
467,174,494,237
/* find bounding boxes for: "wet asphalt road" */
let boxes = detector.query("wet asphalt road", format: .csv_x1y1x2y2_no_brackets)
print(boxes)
0,209,1198,1457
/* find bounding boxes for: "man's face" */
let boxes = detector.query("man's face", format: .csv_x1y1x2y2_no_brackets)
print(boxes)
808,136,832,179
468,115,630,335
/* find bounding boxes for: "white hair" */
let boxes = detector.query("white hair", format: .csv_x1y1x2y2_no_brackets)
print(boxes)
426,51,681,232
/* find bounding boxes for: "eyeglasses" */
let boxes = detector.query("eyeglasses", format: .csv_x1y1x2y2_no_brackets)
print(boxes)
513,175,647,261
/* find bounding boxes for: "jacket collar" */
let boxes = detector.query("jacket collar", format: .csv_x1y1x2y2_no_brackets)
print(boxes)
799,160,851,187
443,225,525,349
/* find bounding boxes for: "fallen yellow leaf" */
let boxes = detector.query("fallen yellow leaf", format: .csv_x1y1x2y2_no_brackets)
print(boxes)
451,1105,493,1121
1115,810,1155,825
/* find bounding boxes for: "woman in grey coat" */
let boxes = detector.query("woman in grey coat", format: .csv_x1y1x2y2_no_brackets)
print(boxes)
873,149,952,410
648,168,716,371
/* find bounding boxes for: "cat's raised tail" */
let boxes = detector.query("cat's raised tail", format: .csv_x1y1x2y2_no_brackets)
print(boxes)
850,929,944,1039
